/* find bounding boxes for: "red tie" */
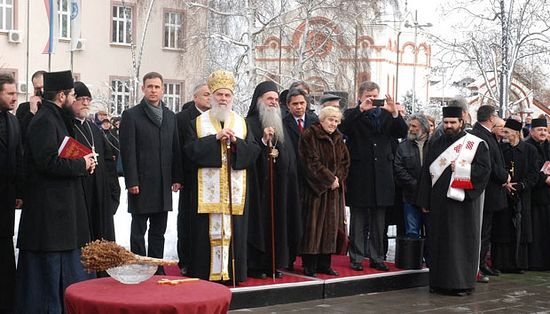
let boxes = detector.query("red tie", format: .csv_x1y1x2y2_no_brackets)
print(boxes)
298,118,304,133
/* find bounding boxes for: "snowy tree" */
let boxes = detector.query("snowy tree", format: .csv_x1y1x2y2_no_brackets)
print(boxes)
430,0,550,116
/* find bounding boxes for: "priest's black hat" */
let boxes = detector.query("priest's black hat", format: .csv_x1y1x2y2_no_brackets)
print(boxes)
74,81,91,98
442,106,463,118
504,118,522,132
247,81,279,117
531,118,548,128
43,70,74,92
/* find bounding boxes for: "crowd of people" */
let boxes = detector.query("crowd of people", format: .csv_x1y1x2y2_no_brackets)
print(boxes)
0,67,549,313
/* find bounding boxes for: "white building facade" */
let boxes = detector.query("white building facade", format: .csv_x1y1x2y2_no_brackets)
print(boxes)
0,0,208,115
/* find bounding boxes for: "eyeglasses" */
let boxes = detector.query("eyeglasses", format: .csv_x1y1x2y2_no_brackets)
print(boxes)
77,96,92,102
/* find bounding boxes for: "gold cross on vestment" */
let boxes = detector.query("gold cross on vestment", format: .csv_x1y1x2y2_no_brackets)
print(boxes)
459,159,466,167
439,157,447,167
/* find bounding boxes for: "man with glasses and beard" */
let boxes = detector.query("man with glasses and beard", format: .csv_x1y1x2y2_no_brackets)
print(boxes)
183,70,259,283
417,106,491,296
72,81,116,242
246,81,301,279
16,70,96,312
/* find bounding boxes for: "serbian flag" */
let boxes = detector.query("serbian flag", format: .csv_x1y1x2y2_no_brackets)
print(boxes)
70,0,81,51
42,0,58,54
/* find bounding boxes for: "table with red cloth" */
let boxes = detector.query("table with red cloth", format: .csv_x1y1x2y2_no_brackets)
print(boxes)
64,276,232,314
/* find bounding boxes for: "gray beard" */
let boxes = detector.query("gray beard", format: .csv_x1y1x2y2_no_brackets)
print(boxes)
258,100,285,144
210,99,230,122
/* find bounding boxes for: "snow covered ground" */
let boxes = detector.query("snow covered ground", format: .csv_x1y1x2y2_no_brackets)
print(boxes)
14,178,395,262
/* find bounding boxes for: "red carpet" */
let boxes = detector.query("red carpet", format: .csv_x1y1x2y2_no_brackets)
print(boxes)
164,255,405,286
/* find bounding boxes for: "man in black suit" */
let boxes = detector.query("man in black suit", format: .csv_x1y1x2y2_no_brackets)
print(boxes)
469,105,509,282
15,70,45,143
282,88,319,269
175,82,210,275
0,73,23,314
119,72,183,274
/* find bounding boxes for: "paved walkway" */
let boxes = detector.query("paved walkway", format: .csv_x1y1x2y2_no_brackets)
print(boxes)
232,271,550,313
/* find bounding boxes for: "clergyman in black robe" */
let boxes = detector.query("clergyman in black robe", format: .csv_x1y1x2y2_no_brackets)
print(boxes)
492,119,538,272
417,106,491,296
183,70,259,283
72,82,116,241
175,83,210,275
245,81,302,279
525,118,550,270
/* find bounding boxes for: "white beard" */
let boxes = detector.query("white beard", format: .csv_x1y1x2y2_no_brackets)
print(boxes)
210,99,231,122
258,100,285,144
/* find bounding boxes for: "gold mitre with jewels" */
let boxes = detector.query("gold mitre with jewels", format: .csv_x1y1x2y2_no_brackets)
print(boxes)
207,70,235,93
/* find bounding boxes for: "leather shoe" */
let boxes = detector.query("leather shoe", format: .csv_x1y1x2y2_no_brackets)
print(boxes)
268,270,283,278
179,266,188,276
318,268,339,276
303,267,316,277
480,266,499,276
350,262,363,271
155,266,166,276
370,262,389,271
477,272,489,283
248,270,267,279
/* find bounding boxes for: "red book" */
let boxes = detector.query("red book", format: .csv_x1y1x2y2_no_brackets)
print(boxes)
541,161,550,175
58,136,92,159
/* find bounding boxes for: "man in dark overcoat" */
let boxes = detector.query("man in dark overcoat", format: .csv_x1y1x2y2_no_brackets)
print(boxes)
16,70,96,312
282,87,319,270
72,81,116,241
468,105,509,281
119,72,183,274
0,74,23,314
175,82,210,275
339,81,407,272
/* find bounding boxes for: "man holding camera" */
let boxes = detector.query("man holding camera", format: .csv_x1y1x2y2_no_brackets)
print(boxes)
16,70,46,143
339,81,408,272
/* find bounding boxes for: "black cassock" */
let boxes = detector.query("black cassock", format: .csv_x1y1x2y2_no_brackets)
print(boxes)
417,131,490,291
492,141,538,271
525,137,550,270
245,115,302,272
183,115,260,282
73,119,116,241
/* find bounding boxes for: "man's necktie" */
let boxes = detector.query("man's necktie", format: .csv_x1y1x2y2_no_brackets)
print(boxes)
298,118,304,133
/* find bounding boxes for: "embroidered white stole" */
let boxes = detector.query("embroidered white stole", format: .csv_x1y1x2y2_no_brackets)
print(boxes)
429,133,484,201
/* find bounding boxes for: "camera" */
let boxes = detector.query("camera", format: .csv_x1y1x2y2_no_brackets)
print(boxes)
373,99,385,107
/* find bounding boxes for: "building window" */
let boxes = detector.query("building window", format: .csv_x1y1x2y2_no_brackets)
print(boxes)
58,0,70,39
0,0,14,31
112,4,132,44
110,79,131,115
164,11,183,49
163,82,182,112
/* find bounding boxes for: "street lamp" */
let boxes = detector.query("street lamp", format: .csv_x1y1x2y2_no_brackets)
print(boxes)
404,10,432,113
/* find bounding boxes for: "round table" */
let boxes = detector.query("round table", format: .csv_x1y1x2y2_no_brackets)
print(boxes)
64,276,232,314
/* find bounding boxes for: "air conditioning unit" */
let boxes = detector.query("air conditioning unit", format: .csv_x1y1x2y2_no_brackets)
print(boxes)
8,30,22,43
17,82,28,94
74,38,86,51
